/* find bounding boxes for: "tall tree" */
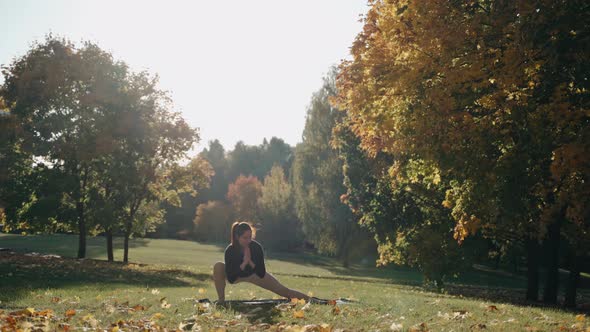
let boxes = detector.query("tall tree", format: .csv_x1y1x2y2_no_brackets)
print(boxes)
292,68,368,267
194,200,234,242
100,73,207,262
258,165,302,251
1,37,130,257
227,175,262,222
335,0,589,304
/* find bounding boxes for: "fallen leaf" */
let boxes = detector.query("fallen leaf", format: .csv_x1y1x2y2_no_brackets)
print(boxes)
390,322,403,331
487,305,498,312
132,304,146,311
332,306,341,315
301,302,312,311
409,322,428,332
82,314,99,328
65,309,76,317
294,310,305,318
576,314,586,322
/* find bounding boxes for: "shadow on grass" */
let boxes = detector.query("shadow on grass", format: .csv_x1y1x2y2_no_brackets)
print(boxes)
0,233,152,260
0,252,211,305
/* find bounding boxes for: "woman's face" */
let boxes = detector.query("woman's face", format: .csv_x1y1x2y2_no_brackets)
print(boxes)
238,230,252,248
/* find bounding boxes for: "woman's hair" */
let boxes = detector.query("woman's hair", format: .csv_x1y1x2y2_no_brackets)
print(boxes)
230,221,256,247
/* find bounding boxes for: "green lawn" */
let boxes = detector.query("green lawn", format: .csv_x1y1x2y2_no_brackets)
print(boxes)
0,233,588,331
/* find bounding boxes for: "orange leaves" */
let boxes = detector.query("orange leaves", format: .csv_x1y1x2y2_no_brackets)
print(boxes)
65,309,76,317
131,304,146,312
293,310,306,319
226,175,263,221
331,306,341,315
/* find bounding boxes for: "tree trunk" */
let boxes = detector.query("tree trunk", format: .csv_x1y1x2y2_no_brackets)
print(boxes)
542,218,561,304
123,217,132,263
526,238,539,301
106,228,114,262
77,201,86,259
123,230,130,263
564,253,580,308
342,251,350,268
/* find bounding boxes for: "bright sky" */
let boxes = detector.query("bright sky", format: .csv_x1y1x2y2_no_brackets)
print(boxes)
0,0,368,152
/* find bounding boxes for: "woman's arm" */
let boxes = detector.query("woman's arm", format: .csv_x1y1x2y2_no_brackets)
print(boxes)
224,246,242,283
251,241,266,278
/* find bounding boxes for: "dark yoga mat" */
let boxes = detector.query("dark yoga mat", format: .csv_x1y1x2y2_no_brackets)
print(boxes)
198,298,356,306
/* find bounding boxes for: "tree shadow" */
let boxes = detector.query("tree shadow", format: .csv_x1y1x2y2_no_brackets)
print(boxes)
0,233,152,260
0,252,211,306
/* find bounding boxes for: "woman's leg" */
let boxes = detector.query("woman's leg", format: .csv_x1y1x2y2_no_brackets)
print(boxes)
213,262,226,302
244,272,310,301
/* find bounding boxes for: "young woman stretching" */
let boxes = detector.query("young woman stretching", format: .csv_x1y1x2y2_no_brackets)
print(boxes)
213,221,310,304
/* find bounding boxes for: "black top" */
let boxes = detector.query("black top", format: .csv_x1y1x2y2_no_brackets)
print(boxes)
224,240,266,284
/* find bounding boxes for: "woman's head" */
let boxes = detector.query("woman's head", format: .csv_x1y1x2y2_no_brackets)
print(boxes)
231,221,256,248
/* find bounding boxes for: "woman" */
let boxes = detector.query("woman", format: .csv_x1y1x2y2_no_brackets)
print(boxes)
213,221,310,304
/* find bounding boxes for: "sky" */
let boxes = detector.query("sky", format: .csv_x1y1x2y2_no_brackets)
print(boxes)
0,0,368,153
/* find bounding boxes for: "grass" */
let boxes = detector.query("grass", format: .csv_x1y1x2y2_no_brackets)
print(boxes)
0,233,588,331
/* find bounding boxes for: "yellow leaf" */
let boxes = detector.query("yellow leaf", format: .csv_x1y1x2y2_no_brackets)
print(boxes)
293,310,305,318
576,314,586,322
152,313,164,320
320,323,332,332
111,326,119,332
198,288,206,294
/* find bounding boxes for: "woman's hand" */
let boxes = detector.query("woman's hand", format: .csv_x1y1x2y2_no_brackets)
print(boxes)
244,246,252,263
243,246,256,269
240,246,252,270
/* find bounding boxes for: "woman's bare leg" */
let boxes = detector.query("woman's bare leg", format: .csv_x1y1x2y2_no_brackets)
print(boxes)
213,262,226,302
243,272,310,301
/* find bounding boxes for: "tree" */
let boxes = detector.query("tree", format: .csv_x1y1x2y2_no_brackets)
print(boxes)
101,86,208,262
199,140,230,202
1,37,131,257
193,200,233,242
292,68,369,267
335,0,589,304
227,175,262,222
226,138,294,183
257,165,302,251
